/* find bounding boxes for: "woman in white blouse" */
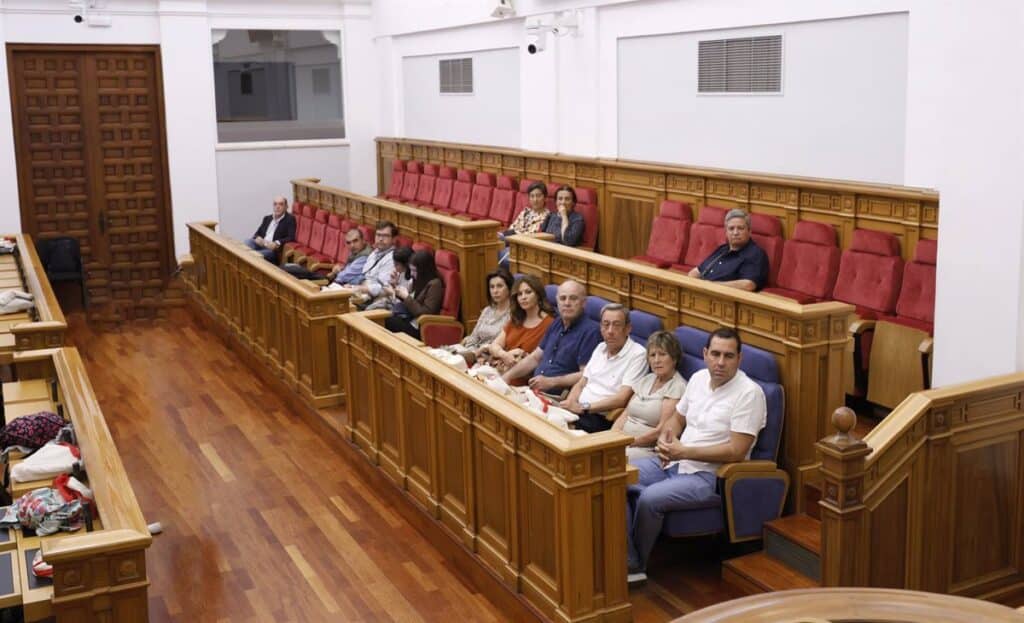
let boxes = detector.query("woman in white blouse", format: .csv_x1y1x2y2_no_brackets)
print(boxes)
612,331,687,460
445,269,513,363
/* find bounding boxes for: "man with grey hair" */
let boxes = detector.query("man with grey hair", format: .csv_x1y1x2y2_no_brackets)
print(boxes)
687,208,769,291
562,302,649,433
245,195,296,262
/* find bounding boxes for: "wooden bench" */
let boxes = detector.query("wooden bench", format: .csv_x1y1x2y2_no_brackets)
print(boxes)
180,221,353,410
2,347,149,622
0,234,67,362
339,312,634,623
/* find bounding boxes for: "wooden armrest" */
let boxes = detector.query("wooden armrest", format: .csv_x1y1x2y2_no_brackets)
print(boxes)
177,254,194,269
308,261,334,272
716,460,785,478
532,232,555,242
298,280,319,292
849,319,876,335
918,336,934,355
361,309,392,324
417,314,464,328
626,463,639,485
395,333,424,347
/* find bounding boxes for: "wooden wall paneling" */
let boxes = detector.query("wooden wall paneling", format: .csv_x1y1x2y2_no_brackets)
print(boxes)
867,475,910,587
604,167,665,259
412,144,428,162
376,345,403,483
378,140,397,193
443,147,462,169
397,142,414,162
415,216,440,251
517,457,559,612
480,151,502,175
402,358,439,515
379,138,940,262
472,405,514,582
427,145,444,166
461,149,482,172
436,380,473,539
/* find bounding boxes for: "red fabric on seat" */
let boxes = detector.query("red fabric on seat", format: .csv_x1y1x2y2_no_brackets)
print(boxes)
575,187,599,249
833,229,904,316
632,200,693,268
488,175,517,226
412,163,438,206
678,206,727,272
294,209,329,258
893,239,937,332
411,241,434,254
762,221,840,303
441,169,474,216
421,323,464,349
399,161,421,203
382,159,405,200
307,214,343,265
468,172,496,220
357,225,375,247
431,166,456,211
545,182,561,212
394,235,414,249
284,202,313,253
750,213,784,287
435,250,461,318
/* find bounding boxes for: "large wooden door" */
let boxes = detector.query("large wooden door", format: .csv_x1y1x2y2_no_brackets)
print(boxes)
8,45,175,320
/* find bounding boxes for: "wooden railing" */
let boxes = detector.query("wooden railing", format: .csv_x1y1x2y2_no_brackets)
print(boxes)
675,588,1024,622
180,222,353,409
817,373,1024,603
11,347,150,622
376,137,940,261
510,234,854,509
0,233,67,358
339,312,633,623
291,178,503,330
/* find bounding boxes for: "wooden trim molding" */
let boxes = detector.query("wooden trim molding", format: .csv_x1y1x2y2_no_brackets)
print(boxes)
291,178,503,331
509,234,854,510
817,374,1024,604
1,233,67,358
376,137,939,262
180,222,353,409
339,313,633,623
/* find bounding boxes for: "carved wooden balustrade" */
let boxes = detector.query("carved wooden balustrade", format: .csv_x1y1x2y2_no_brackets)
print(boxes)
376,137,939,261
339,312,633,623
180,222,353,409
818,373,1024,604
12,347,151,622
510,234,854,510
291,178,503,330
0,233,67,359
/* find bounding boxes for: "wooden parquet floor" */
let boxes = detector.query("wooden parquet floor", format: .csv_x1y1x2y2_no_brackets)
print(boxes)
65,310,743,623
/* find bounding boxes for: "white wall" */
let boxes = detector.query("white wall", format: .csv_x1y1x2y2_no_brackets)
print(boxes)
617,13,908,183
402,48,520,148
215,144,350,240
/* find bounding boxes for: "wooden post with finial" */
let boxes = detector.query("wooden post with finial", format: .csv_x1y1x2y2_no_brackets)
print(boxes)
816,406,871,586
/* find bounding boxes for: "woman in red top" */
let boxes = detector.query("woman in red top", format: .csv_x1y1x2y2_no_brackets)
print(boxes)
483,274,553,384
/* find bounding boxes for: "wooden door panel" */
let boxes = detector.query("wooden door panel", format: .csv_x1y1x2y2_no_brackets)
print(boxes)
9,45,173,319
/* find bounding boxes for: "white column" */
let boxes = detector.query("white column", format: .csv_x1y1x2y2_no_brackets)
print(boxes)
341,2,378,196
520,15,559,152
159,0,220,257
903,0,1024,385
0,6,20,233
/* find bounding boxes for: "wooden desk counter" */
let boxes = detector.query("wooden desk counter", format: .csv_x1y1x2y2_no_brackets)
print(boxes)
340,313,633,623
0,234,67,358
510,234,854,510
182,222,353,408
292,179,503,330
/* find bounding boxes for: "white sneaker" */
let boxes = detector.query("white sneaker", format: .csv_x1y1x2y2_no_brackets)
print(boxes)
627,571,647,586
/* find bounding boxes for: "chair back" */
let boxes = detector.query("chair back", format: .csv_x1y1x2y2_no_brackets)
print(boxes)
575,187,599,249
414,163,438,204
641,200,692,266
468,172,496,219
682,206,727,268
628,310,662,348
448,169,474,215
833,229,904,316
399,160,421,203
435,250,461,318
432,166,456,210
774,221,841,300
516,179,541,213
385,159,405,199
738,345,784,462
673,326,707,381
489,176,517,226
894,239,937,331
584,295,610,323
750,213,784,287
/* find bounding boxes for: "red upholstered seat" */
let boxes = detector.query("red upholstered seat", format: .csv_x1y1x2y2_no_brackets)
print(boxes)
545,182,561,212
395,235,414,249
334,219,357,264
306,214,344,267
671,206,727,273
357,225,375,248
411,163,438,206
516,179,541,214
750,213,785,286
885,239,937,334
399,161,421,203
488,175,517,226
762,221,841,303
292,209,329,260
283,202,313,256
633,200,693,268
419,250,463,348
575,187,599,250
468,172,496,220
381,159,405,200
439,169,474,216
430,166,455,212
411,241,434,254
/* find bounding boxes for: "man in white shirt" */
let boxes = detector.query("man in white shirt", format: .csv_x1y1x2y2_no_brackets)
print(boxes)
562,303,648,433
245,196,296,262
625,327,766,583
347,221,398,305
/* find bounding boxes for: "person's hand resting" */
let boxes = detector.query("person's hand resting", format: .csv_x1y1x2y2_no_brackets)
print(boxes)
394,286,409,300
528,375,559,393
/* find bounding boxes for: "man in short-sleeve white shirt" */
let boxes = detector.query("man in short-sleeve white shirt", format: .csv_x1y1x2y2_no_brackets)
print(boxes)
562,303,649,433
626,328,766,582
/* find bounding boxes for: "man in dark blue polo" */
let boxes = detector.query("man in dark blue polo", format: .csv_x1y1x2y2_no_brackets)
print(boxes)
501,279,602,397
687,209,769,292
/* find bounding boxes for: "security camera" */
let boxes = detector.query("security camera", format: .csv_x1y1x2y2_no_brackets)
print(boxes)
526,31,546,54
73,13,84,23
490,0,515,19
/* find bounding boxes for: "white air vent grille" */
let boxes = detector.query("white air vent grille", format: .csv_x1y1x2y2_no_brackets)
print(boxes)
439,58,473,94
698,35,782,93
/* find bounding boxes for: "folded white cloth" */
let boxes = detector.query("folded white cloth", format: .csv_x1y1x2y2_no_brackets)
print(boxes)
0,290,32,315
424,348,468,371
11,442,79,483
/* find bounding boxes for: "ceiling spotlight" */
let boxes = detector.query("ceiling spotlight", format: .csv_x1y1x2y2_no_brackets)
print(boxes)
491,0,515,19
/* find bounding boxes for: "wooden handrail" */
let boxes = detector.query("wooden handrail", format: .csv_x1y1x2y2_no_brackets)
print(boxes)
5,233,67,351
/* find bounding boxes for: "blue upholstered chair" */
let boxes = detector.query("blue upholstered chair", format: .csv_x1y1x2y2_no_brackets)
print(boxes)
628,310,663,348
647,326,788,542
545,283,559,313
584,295,611,323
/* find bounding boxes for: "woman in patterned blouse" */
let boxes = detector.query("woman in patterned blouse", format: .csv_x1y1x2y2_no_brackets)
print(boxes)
499,181,550,266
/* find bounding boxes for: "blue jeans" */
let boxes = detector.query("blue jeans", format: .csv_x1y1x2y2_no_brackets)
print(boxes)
245,238,277,262
626,458,717,571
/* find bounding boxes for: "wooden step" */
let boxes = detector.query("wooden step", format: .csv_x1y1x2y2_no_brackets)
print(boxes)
722,551,818,595
764,514,821,582
802,480,822,521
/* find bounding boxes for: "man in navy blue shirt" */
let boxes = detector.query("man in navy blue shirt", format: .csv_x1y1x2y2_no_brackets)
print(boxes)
688,209,769,291
501,279,602,396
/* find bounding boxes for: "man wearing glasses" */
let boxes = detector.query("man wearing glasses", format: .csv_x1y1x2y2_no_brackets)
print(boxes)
245,195,296,262
561,303,648,433
348,221,398,301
